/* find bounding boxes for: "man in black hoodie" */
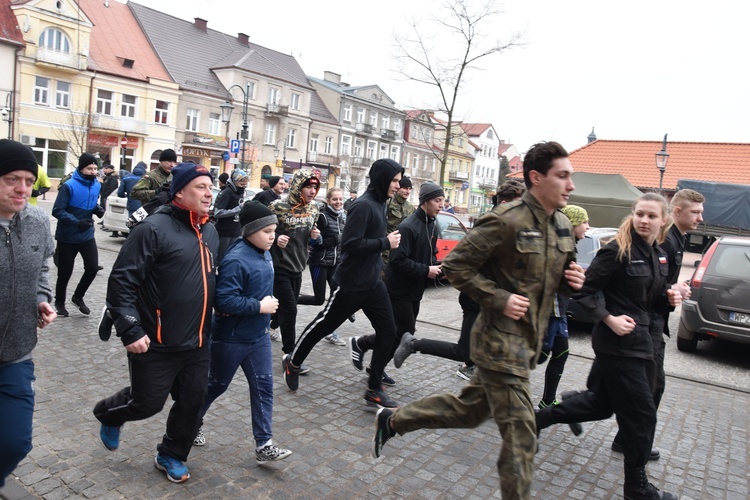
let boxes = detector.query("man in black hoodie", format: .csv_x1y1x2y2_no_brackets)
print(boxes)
282,159,403,409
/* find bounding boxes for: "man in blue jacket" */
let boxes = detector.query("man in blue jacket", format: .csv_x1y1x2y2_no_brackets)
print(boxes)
112,161,147,237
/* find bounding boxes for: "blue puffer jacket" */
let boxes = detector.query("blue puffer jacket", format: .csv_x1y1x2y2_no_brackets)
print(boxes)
52,170,101,243
118,162,147,213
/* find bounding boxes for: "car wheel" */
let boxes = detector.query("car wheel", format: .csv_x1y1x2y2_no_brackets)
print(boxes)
676,318,699,352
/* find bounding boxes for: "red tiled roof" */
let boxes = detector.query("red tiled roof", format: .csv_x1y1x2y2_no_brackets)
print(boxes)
460,123,490,137
498,143,512,156
78,0,170,82
0,0,24,46
569,140,750,189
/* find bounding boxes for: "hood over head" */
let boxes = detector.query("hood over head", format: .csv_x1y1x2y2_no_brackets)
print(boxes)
132,162,147,177
366,159,404,203
287,169,319,206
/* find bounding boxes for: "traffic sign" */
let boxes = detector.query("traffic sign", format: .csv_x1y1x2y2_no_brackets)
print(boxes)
230,139,240,153
222,151,230,161
120,137,128,148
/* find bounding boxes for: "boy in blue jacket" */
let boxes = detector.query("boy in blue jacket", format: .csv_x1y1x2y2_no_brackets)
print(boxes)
195,201,292,463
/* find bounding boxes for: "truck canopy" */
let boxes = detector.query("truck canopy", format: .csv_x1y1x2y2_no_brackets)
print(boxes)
677,179,750,231
568,172,643,227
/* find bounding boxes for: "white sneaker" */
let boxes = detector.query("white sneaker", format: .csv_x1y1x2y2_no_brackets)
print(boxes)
256,444,292,463
323,332,346,346
268,328,281,342
193,427,205,446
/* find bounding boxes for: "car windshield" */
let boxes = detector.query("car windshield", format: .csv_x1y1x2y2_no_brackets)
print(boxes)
708,244,750,280
577,237,596,268
436,213,465,241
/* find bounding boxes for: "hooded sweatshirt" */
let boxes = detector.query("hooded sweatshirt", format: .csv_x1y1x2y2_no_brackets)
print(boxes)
118,162,147,213
333,158,404,291
269,169,320,275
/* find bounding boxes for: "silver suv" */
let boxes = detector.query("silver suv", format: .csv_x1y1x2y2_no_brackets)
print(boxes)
566,228,617,324
678,236,750,352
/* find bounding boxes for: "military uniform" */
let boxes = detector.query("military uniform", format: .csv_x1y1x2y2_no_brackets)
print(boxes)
130,165,171,203
382,192,415,268
389,191,577,500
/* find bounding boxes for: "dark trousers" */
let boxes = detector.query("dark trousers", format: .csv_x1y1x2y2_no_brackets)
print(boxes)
273,272,302,354
358,298,415,362
0,360,35,487
536,357,656,468
54,239,98,304
292,280,396,390
298,265,336,306
93,346,209,462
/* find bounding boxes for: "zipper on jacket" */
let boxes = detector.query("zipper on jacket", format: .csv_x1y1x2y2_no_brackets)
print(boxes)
156,309,162,343
0,224,17,356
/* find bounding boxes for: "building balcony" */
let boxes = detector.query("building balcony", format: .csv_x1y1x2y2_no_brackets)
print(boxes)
35,48,86,70
477,177,496,190
266,103,289,116
308,151,318,162
90,114,148,135
449,170,469,181
355,123,373,135
380,129,397,140
352,156,374,166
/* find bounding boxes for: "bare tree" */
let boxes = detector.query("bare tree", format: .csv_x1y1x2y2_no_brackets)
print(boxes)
338,161,368,194
393,0,523,184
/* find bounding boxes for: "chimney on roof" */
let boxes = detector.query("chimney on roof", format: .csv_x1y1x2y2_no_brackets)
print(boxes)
237,33,249,45
587,127,597,143
323,71,341,84
194,18,208,32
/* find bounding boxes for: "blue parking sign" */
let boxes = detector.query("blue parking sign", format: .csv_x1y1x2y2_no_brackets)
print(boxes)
222,151,230,161
230,139,240,153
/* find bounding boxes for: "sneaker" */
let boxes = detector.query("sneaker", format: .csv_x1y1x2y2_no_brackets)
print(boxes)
393,332,415,368
193,427,205,447
348,314,356,323
99,423,122,451
372,407,395,458
612,440,661,461
55,303,69,317
268,328,281,342
349,336,365,371
364,387,399,409
553,392,585,437
282,354,301,391
455,364,476,380
98,306,113,341
154,453,190,483
323,332,346,346
298,364,311,375
256,444,292,463
71,296,90,315
366,366,396,386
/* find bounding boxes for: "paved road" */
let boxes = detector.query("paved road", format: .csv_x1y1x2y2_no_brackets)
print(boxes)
1,198,747,499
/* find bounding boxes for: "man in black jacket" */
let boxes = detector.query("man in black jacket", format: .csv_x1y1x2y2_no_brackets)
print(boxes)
93,163,219,484
282,159,403,409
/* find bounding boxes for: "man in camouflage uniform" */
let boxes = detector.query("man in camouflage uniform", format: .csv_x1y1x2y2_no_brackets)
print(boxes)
371,141,586,500
382,176,414,268
131,149,177,203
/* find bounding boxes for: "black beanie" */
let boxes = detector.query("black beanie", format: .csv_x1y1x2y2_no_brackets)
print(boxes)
0,139,38,179
169,162,213,199
159,148,177,162
268,176,282,188
239,201,277,235
78,153,98,170
399,176,413,189
419,181,445,205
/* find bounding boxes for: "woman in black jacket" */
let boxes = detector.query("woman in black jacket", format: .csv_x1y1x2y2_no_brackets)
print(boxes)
536,193,681,500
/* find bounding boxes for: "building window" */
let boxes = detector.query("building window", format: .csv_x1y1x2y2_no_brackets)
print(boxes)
290,92,301,110
354,139,363,157
287,128,296,149
356,108,365,124
382,116,390,130
310,134,319,152
31,138,67,178
244,81,256,100
154,100,169,124
209,112,221,135
369,111,378,127
96,89,113,115
324,136,332,154
379,143,388,159
487,129,494,140
390,145,399,161
340,135,352,156
55,81,70,108
343,104,352,122
38,27,70,53
264,123,276,144
268,87,280,105
120,94,136,117
366,140,376,159
412,153,418,170
424,129,432,143
186,108,199,132
393,118,402,136
34,77,50,105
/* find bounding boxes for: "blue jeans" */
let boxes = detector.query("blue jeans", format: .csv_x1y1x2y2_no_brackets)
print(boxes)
200,336,274,447
0,360,35,487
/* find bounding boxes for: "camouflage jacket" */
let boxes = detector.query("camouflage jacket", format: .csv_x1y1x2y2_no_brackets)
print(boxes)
382,192,415,267
130,165,171,202
442,191,577,378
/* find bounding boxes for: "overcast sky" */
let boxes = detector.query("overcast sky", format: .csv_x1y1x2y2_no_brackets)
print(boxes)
129,0,750,155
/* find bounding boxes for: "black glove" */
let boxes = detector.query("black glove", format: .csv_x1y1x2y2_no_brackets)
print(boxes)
95,205,105,218
77,219,93,230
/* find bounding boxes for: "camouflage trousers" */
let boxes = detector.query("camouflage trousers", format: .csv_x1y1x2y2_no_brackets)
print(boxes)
390,367,536,500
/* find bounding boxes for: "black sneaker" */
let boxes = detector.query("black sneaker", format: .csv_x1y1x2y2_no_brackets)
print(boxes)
372,407,395,458
349,336,365,371
98,306,113,341
71,296,90,315
366,366,396,386
282,354,301,391
560,391,584,437
364,387,399,409
55,303,69,317
612,440,661,461
393,332,415,368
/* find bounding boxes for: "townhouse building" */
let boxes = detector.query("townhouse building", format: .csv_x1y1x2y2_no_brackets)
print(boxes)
401,109,439,204
431,114,474,213
0,0,24,141
461,122,501,212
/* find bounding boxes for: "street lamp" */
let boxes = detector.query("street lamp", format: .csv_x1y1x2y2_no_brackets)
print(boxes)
273,139,286,167
655,133,669,195
220,83,250,171
2,93,12,139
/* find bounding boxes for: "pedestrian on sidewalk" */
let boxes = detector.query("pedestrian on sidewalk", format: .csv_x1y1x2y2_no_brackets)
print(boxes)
130,148,176,203
212,168,249,264
283,159,403,410
93,163,218,484
51,153,104,317
535,193,682,500
194,201,292,462
253,176,285,206
297,186,348,346
118,161,147,218
372,141,585,500
0,140,57,488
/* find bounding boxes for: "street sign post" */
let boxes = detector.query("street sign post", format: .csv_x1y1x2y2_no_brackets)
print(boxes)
222,151,230,161
120,137,128,149
230,139,240,153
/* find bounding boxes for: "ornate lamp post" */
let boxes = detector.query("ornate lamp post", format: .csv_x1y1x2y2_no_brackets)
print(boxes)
655,134,669,196
220,83,250,171
273,139,286,168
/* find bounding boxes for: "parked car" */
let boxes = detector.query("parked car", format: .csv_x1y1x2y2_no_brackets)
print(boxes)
677,236,750,352
565,227,617,325
435,211,469,263
101,192,130,236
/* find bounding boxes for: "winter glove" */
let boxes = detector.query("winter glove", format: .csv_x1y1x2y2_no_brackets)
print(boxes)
95,205,106,218
77,219,93,230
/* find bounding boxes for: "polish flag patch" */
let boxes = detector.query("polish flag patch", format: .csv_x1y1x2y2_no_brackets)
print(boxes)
659,256,667,265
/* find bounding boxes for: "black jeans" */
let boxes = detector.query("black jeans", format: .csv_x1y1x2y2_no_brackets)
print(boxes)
292,280,396,390
55,239,98,304
298,265,336,306
273,271,302,354
93,346,209,462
